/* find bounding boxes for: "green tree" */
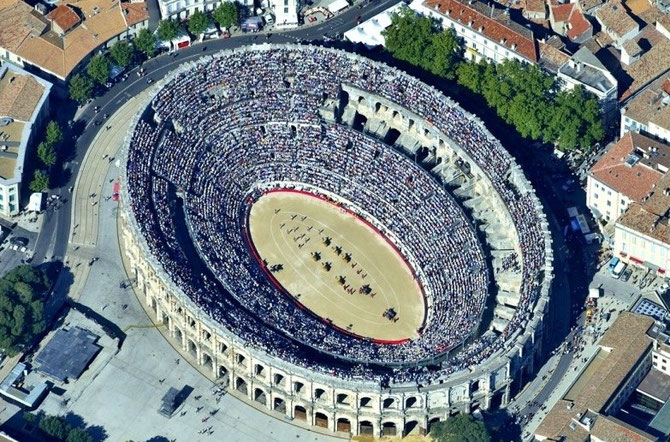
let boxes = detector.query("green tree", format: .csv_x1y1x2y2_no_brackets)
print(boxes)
188,10,209,36
548,86,604,151
37,141,57,167
44,121,63,148
430,28,461,79
157,19,180,41
29,170,50,192
110,41,133,68
68,74,93,103
456,61,486,94
38,415,69,440
212,2,239,29
431,415,491,442
383,10,435,70
133,28,156,58
66,428,93,442
23,412,38,425
86,54,109,85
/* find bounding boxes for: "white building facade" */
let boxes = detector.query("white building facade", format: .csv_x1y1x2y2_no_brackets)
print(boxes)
0,64,52,217
409,0,539,65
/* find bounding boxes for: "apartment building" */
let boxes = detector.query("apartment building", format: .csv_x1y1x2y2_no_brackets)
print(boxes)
586,132,669,223
0,64,51,217
0,0,149,83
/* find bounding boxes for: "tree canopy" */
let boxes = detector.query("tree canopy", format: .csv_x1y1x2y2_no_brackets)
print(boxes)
157,19,180,41
0,265,49,355
37,141,57,167
188,10,210,36
455,58,604,150
45,121,63,147
86,54,109,85
110,41,133,68
25,413,93,442
431,415,492,442
383,10,461,80
29,170,50,192
212,2,239,29
68,74,93,103
133,28,156,58
383,10,604,151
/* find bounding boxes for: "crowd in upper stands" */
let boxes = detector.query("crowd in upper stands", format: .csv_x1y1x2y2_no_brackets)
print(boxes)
124,45,549,384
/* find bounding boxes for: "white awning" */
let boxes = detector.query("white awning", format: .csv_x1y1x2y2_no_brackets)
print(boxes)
343,2,406,47
27,192,43,212
327,0,349,14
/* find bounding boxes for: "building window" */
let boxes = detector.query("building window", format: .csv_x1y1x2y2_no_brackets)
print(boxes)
607,200,611,206
593,193,598,199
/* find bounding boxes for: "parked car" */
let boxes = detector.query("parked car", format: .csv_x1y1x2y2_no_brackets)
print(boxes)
621,268,632,282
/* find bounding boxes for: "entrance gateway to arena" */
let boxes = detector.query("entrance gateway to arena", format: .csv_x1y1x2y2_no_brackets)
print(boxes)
246,188,427,343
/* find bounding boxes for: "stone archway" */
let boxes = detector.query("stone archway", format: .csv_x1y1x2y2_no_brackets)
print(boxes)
273,397,286,413
314,412,328,428
359,420,374,435
254,388,267,406
336,417,351,433
235,377,248,395
294,405,307,421
404,420,421,436
382,422,397,436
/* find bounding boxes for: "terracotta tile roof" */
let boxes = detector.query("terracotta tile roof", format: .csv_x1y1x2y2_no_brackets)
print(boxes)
46,4,80,34
595,0,638,41
619,28,670,101
663,79,670,95
567,8,592,41
0,69,45,121
121,1,148,27
0,0,47,52
624,0,652,16
580,0,604,12
538,41,570,72
591,416,657,442
551,2,573,21
0,0,137,79
618,169,670,244
525,0,545,13
589,132,667,202
423,0,538,62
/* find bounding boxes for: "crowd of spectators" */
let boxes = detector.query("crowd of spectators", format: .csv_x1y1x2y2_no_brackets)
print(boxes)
124,46,549,384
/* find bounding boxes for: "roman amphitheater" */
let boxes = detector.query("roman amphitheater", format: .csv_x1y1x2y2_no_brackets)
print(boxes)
119,44,553,437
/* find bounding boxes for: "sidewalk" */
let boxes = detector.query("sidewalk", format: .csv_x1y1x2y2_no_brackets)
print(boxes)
67,90,151,301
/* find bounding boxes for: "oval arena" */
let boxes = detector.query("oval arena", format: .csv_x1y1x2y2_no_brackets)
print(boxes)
119,44,554,437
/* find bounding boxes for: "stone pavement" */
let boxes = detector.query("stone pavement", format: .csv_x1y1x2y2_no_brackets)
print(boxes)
66,92,149,302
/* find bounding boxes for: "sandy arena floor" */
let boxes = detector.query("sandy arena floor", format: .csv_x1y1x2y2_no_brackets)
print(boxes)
248,190,425,342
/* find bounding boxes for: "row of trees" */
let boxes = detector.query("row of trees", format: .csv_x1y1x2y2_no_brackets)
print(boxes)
383,10,605,151
0,265,50,356
156,3,240,41
69,30,156,102
29,121,63,192
69,2,240,102
24,413,92,442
